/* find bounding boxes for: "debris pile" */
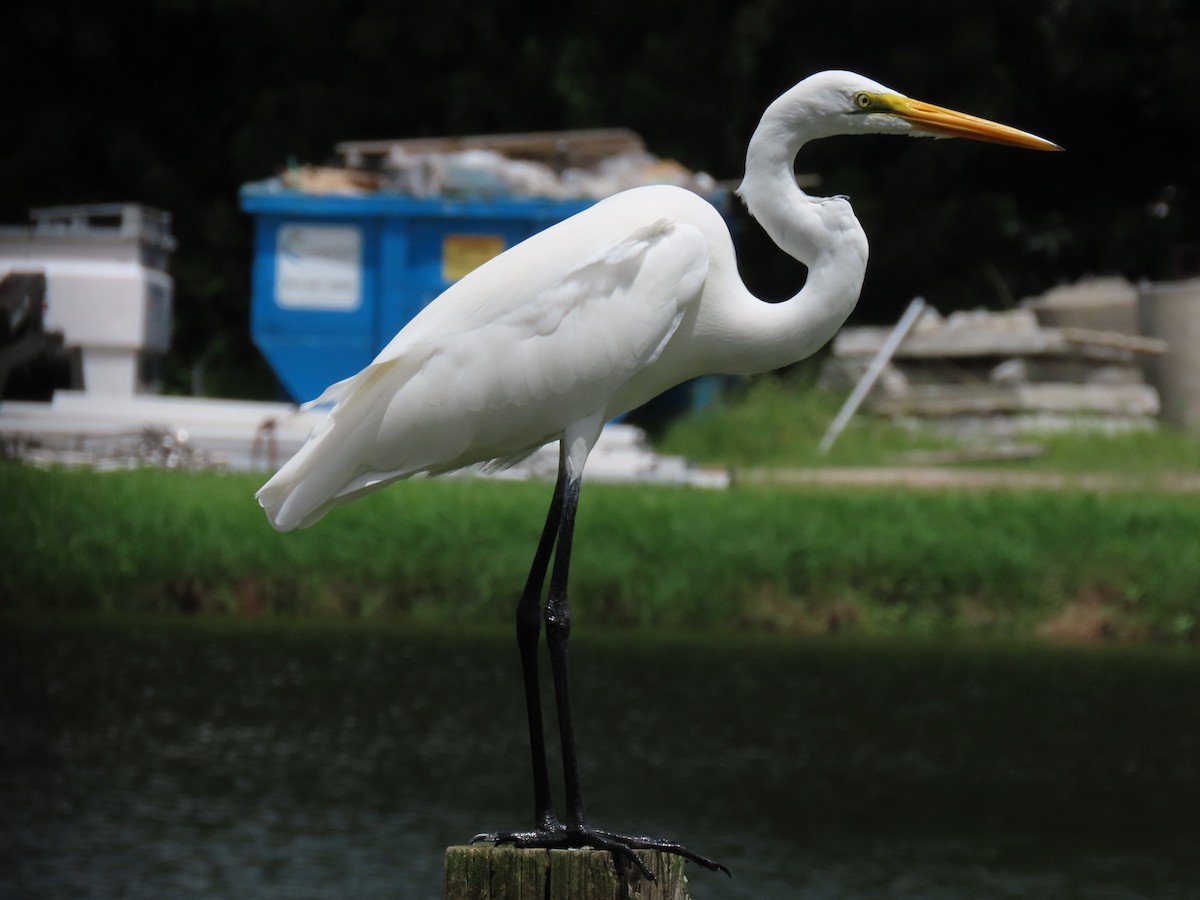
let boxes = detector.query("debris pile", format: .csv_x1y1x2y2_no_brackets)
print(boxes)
823,285,1167,438
2,425,225,472
273,129,719,200
0,391,730,486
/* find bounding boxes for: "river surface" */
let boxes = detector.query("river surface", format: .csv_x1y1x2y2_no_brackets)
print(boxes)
2,618,1198,899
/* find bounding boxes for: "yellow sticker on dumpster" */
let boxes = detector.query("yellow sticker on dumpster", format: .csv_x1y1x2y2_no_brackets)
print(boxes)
443,235,505,282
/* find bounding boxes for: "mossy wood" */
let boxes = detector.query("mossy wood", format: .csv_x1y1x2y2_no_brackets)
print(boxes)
443,845,690,900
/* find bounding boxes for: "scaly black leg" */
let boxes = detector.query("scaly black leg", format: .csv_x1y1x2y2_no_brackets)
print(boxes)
473,456,566,843
544,473,585,826
474,450,728,881
515,461,565,829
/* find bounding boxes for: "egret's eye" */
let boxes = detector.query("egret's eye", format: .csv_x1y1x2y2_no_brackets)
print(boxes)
853,91,875,111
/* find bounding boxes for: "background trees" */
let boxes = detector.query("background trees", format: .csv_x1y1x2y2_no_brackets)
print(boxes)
3,0,1196,398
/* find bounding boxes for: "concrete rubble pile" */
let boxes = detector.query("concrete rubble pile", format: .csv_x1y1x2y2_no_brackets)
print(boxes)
822,278,1169,438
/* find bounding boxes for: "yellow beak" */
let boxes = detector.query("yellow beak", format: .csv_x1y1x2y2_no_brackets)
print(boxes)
886,95,1062,151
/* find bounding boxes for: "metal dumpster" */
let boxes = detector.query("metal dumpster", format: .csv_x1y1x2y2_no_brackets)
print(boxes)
241,186,594,404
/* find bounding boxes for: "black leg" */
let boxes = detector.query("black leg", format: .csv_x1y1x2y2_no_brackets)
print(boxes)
540,473,728,879
544,474,585,827
515,462,566,830
474,448,729,881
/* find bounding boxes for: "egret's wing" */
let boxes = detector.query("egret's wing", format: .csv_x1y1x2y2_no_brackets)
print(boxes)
398,218,707,416
258,215,708,530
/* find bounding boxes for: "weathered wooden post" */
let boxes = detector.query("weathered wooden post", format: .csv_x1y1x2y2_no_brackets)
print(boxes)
444,845,691,900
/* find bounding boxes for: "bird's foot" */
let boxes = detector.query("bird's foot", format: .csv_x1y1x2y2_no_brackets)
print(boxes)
471,821,729,881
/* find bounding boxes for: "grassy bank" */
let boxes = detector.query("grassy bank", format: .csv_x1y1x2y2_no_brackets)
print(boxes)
658,377,1200,473
3,463,1198,642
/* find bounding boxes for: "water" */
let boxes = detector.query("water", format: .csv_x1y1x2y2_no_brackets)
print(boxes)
2,619,1198,899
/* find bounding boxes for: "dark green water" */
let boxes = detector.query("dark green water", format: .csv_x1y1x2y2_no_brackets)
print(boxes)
2,618,1198,899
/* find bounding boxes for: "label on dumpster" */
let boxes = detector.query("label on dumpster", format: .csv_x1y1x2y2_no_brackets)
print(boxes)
443,234,505,283
276,224,362,311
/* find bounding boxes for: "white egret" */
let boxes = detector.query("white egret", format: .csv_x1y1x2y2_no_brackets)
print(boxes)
258,70,1059,878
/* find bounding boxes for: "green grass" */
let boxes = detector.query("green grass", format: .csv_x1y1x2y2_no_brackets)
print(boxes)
658,377,952,467
1011,426,1200,474
3,462,1199,642
659,376,1200,475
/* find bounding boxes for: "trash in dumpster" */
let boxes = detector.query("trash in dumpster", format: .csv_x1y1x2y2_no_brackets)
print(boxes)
263,129,720,201
280,164,382,196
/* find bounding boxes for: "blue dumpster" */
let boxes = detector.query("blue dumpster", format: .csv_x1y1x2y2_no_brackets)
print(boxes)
241,185,595,403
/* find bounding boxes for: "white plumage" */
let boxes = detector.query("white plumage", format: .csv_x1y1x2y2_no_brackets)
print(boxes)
259,71,1058,533
255,70,1058,877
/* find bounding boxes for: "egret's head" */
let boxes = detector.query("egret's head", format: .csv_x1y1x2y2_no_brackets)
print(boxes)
775,70,1062,151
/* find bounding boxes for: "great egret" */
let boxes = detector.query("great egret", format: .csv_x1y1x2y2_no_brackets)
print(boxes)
258,70,1059,878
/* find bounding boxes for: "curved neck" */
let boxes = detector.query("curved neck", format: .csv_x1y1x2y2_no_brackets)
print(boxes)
718,110,869,374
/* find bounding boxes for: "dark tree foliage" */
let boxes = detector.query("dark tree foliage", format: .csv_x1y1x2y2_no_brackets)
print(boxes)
2,0,1196,397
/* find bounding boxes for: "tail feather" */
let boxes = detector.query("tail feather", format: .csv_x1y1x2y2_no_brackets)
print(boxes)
256,354,425,531
254,427,345,528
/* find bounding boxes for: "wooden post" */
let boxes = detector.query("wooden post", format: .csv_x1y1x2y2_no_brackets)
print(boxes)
444,845,691,900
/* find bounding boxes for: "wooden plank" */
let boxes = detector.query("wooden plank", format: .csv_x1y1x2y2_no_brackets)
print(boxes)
833,325,1165,361
870,383,1160,417
444,845,690,900
1060,327,1167,354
